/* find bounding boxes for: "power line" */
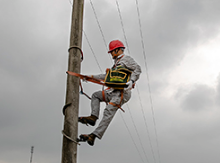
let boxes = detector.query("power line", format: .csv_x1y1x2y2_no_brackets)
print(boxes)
114,1,157,162
89,0,112,60
109,2,155,160
83,30,103,73
82,5,146,160
83,17,148,163
119,112,145,163
83,31,148,162
115,0,130,54
67,1,155,162
134,0,161,162
127,104,150,163
81,31,147,161
89,0,107,48
89,0,113,63
136,84,157,163
67,0,72,5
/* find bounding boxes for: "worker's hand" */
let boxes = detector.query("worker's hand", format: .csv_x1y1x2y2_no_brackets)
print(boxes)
82,75,92,82
82,77,88,82
124,80,134,90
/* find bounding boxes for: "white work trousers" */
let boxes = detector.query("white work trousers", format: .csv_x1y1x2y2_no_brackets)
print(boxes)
91,89,131,139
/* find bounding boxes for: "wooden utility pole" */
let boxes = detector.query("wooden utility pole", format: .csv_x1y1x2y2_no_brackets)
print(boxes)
62,0,84,163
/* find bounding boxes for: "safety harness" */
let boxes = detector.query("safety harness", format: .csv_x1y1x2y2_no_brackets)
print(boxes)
102,55,128,112
67,55,132,112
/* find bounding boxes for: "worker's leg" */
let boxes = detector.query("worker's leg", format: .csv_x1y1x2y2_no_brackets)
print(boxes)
91,90,107,118
92,103,118,139
92,90,131,139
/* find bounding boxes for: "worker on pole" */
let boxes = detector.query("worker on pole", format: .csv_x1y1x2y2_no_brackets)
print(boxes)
78,40,142,146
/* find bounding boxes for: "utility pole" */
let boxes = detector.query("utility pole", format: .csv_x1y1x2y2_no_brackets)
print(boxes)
30,146,34,163
61,0,84,163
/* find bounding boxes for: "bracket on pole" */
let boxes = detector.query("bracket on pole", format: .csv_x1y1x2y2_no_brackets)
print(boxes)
62,103,72,116
68,46,84,61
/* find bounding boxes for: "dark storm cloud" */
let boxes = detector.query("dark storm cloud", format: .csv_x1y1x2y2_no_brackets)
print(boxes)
1,0,220,163
0,1,70,162
177,84,215,111
134,0,220,73
175,72,220,112
83,0,220,74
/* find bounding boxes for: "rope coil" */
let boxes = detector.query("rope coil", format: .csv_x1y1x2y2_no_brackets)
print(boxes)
62,130,80,145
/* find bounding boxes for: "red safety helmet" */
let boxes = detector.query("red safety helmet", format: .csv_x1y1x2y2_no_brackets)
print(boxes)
108,40,125,53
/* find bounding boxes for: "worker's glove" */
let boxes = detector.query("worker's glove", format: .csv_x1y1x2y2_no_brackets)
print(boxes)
82,77,87,82
124,80,134,91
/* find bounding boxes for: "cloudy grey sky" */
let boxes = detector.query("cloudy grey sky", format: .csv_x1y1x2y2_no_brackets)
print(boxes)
1,0,220,163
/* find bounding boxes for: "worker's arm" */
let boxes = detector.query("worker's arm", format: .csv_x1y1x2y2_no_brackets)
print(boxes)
92,74,106,80
120,55,142,82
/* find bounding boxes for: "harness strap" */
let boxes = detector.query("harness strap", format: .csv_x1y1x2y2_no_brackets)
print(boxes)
102,90,106,101
67,71,126,112
103,90,125,112
79,80,91,100
113,55,124,68
67,71,105,86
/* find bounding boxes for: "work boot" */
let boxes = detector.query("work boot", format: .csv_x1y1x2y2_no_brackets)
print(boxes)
87,133,96,146
78,115,98,126
79,133,96,146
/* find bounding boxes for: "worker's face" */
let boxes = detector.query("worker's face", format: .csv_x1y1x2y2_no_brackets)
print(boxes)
110,49,122,59
110,51,118,59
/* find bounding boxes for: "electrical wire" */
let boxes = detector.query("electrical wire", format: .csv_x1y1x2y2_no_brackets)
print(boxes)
67,0,72,5
82,4,146,161
126,104,150,163
83,30,103,73
119,112,145,163
114,2,155,161
134,0,161,162
89,0,107,48
115,0,130,54
136,84,157,163
88,3,151,161
88,1,158,162
67,1,157,162
115,1,157,162
83,11,149,163
89,0,113,63
83,31,149,162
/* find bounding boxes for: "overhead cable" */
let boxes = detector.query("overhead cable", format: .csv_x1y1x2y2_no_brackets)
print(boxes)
89,0,113,63
84,3,148,160
115,1,157,162
68,1,153,162
115,1,155,160
127,105,150,163
83,31,103,73
119,112,145,163
68,0,72,5
136,84,157,163
134,0,161,163
115,0,130,54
